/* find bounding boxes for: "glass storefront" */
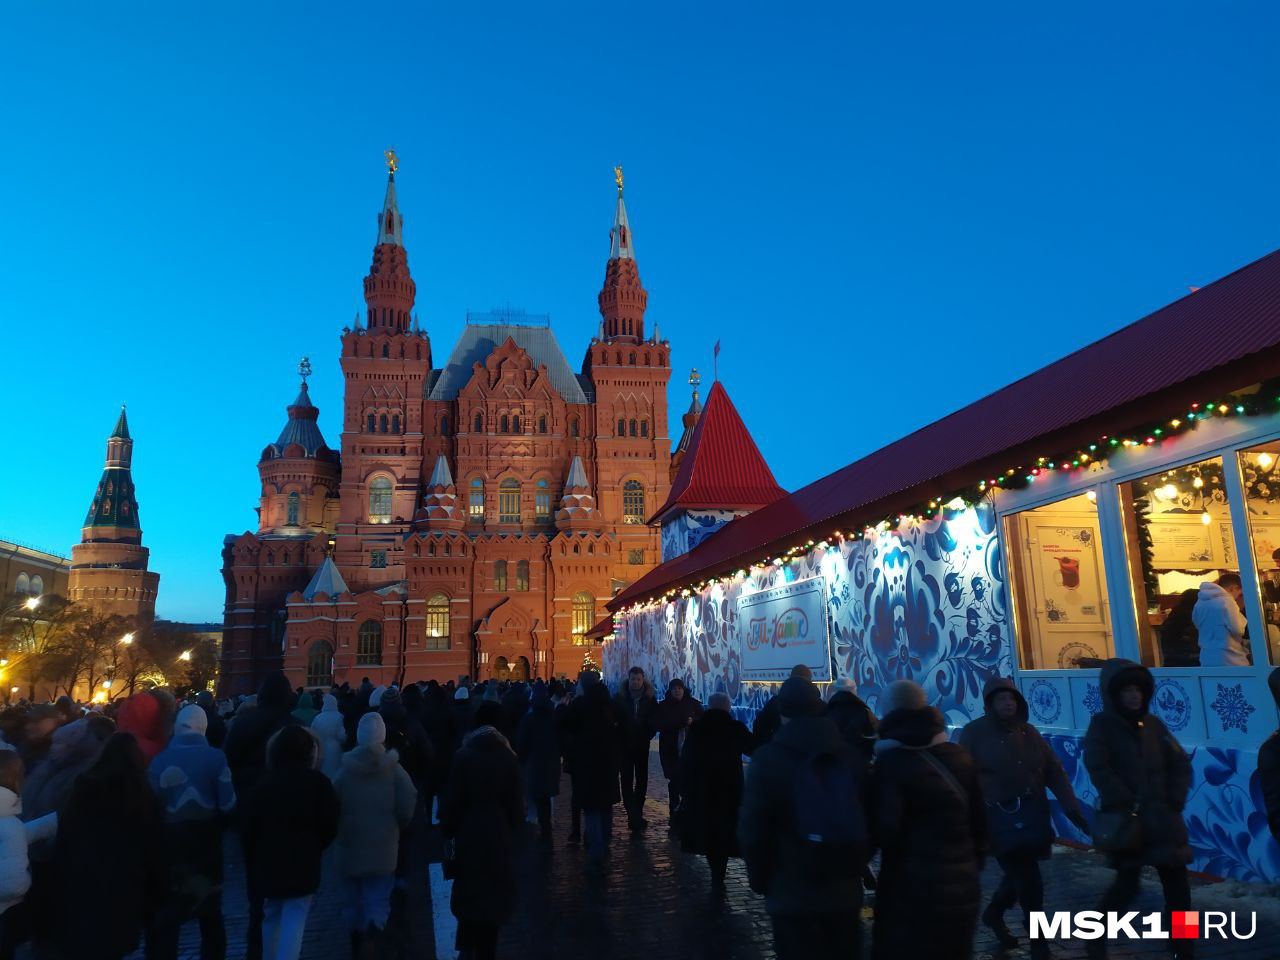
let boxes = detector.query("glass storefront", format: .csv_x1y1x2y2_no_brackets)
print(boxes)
1238,442,1280,665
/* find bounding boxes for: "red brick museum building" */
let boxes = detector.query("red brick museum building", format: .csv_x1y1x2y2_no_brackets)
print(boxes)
219,161,689,694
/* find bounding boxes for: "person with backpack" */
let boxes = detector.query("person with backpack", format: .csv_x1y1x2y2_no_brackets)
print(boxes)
1083,659,1193,960
738,675,868,960
679,692,754,895
959,678,1088,959
871,679,986,960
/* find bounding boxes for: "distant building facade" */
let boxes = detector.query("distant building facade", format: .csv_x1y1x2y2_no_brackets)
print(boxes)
0,541,69,602
219,163,683,694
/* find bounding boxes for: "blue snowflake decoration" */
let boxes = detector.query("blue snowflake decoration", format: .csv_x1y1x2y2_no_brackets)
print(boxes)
1209,683,1256,734
1082,683,1103,716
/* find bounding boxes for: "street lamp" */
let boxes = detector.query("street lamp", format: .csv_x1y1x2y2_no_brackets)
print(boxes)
23,597,39,612
120,633,134,645
178,650,192,662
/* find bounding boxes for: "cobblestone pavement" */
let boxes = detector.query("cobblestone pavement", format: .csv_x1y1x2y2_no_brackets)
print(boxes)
143,765,1276,960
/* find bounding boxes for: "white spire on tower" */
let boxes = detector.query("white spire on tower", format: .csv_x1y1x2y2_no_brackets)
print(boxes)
609,165,634,261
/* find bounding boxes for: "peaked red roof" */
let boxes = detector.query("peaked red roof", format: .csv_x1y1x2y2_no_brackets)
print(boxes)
612,245,1280,611
651,381,786,524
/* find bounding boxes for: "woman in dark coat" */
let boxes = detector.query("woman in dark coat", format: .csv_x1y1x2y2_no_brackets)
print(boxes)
678,692,754,892
442,724,524,960
652,679,702,820
871,681,986,960
959,677,1088,959
515,688,561,843
1083,659,1192,960
561,675,624,863
48,733,164,960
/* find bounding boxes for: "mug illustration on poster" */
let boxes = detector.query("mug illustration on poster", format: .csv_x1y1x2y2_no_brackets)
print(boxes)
1056,557,1081,590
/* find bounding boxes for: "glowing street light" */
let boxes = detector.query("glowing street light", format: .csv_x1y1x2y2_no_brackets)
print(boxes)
23,597,39,612
120,633,134,645
102,679,112,689
178,650,192,662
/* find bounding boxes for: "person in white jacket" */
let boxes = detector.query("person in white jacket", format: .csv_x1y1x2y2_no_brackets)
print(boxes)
1193,573,1251,666
0,752,56,960
310,694,346,780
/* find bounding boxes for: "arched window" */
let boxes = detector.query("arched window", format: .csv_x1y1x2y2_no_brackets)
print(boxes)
494,559,508,592
425,593,450,650
538,415,547,434
629,419,637,437
440,416,449,435
516,560,529,591
379,413,389,434
535,478,550,520
500,415,509,433
14,573,29,595
391,414,400,434
572,592,596,638
499,478,521,523
381,342,390,358
512,415,522,434
306,640,334,688
286,491,300,526
367,413,376,433
356,620,383,665
427,540,436,557
624,480,645,524
570,417,580,438
629,352,636,365
469,478,484,521
641,420,649,438
369,476,393,523
474,412,484,432
617,418,626,436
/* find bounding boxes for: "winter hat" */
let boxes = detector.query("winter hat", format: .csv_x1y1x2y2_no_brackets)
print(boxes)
368,686,387,708
195,690,215,710
321,693,339,713
175,704,208,737
883,679,928,714
357,711,386,747
828,677,857,701
380,686,401,708
777,676,822,718
708,692,732,712
789,664,814,681
454,687,471,701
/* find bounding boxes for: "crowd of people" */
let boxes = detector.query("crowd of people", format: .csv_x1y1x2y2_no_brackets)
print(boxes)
0,652,1275,959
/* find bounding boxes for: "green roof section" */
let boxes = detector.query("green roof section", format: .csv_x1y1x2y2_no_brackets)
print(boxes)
83,466,141,530
111,405,130,440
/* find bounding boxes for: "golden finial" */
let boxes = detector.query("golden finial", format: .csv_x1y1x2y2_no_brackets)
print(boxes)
689,367,701,389
385,149,399,175
614,165,624,195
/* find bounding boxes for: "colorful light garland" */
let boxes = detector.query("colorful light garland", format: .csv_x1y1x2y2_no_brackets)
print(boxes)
612,382,1280,618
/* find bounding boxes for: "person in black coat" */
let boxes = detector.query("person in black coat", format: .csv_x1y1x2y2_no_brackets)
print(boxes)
1083,659,1193,960
751,664,813,748
1258,667,1280,843
825,678,878,770
679,692,754,893
959,677,1087,959
561,673,624,866
442,724,524,960
240,726,339,960
614,667,657,832
223,671,299,960
47,733,164,960
194,691,227,750
421,683,460,822
652,679,702,822
515,688,561,843
872,680,986,960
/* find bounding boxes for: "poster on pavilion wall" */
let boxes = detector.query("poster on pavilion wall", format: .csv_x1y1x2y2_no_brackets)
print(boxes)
738,575,832,682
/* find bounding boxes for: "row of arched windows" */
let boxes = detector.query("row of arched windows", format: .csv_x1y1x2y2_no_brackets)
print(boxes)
365,412,402,435
466,413,580,437
492,559,531,592
13,573,43,597
368,476,643,526
616,418,650,438
594,347,667,366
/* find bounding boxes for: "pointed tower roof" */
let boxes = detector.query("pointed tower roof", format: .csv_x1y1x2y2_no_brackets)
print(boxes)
376,149,403,247
673,369,703,461
609,183,634,260
111,405,130,440
598,166,648,342
565,455,589,490
652,381,786,524
302,556,350,601
428,454,454,488
268,360,331,459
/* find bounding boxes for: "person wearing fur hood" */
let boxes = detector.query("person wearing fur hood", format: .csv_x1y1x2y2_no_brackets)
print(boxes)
332,712,416,952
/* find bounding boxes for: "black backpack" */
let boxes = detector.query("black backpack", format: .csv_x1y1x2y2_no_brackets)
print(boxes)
792,749,866,879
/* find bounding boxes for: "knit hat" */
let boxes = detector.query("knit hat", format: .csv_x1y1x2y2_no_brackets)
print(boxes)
828,677,857,701
883,679,928,714
368,685,387,708
789,664,814,681
454,687,471,701
357,711,386,747
175,703,208,736
380,686,401,708
777,676,822,718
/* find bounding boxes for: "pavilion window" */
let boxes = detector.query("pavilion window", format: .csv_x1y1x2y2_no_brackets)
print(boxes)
425,594,450,649
469,478,484,521
499,478,521,523
494,559,508,592
369,477,393,523
572,592,596,642
623,480,645,524
356,620,383,666
535,479,550,520
516,560,529,591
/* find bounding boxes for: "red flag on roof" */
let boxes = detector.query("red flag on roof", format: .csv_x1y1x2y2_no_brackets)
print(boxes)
714,340,721,358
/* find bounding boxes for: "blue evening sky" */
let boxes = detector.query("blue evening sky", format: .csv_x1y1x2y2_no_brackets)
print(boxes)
2,3,1278,621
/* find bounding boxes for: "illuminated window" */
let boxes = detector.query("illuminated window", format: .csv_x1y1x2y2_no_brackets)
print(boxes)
494,559,508,592
499,478,521,523
535,479,551,519
623,480,645,524
425,594,450,649
516,560,529,591
286,492,299,526
1239,443,1280,665
1004,491,1114,670
469,478,484,521
356,620,383,666
306,640,334,688
14,573,29,595
572,591,596,639
369,477,393,523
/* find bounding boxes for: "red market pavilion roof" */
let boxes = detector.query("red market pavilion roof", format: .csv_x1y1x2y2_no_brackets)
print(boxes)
612,245,1280,611
649,381,787,525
